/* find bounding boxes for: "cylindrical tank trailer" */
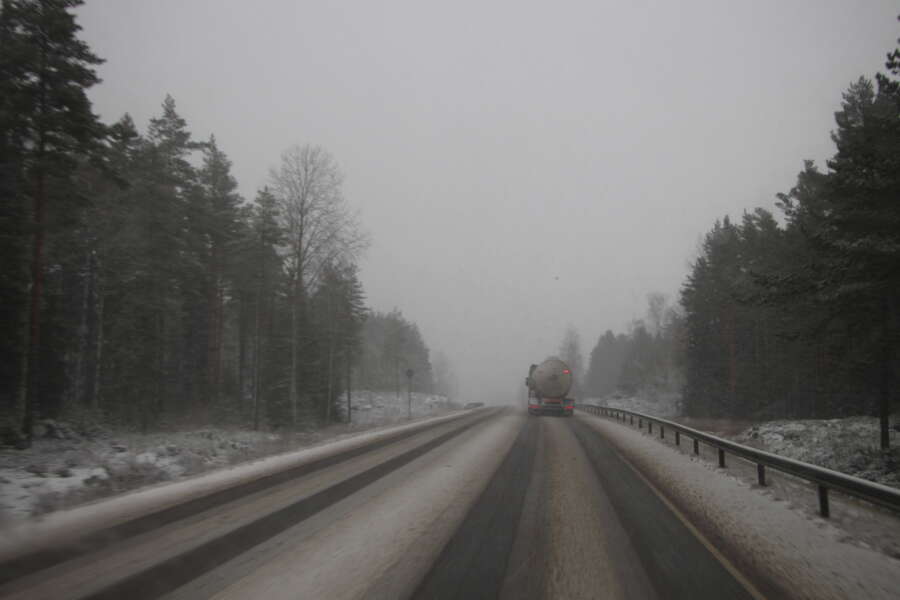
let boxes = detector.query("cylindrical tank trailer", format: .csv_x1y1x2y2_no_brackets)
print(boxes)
526,358,574,416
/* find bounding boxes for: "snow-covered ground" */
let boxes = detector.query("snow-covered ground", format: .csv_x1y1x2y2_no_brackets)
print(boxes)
336,391,456,426
584,392,898,490
0,392,454,526
582,389,682,418
734,417,899,489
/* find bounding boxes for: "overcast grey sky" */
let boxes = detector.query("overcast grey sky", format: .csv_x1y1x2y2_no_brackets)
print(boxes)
79,0,898,403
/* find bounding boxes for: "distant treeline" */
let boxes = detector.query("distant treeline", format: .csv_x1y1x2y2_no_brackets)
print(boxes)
0,0,436,442
356,309,435,395
582,293,684,403
583,18,900,449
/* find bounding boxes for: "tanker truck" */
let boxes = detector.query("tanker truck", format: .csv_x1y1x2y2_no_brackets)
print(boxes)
525,358,575,417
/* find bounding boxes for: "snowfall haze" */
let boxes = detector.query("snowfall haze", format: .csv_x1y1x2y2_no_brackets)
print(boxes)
78,0,899,403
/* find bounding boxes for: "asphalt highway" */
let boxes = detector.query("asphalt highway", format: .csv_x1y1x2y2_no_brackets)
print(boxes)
415,414,756,600
0,409,761,600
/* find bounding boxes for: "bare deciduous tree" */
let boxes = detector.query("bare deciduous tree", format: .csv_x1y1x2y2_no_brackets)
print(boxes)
558,326,584,396
270,144,366,426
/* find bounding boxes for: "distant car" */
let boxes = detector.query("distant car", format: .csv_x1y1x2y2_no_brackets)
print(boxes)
463,402,484,409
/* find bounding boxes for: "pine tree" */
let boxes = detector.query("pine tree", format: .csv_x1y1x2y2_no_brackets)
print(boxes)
808,78,897,447
0,1,31,444
1,0,106,441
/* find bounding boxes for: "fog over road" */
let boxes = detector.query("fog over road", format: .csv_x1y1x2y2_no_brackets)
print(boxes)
0,408,770,600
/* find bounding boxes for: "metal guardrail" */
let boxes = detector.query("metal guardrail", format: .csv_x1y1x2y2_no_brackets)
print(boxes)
578,404,900,518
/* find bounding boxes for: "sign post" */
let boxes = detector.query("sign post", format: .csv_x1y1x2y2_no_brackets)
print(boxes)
406,368,415,420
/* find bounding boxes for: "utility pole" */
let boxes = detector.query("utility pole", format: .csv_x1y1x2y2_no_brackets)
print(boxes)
406,368,414,419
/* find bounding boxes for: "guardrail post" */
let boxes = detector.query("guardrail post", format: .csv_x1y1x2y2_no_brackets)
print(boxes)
638,418,642,429
818,486,830,518
648,422,653,434
660,425,665,439
718,448,726,468
757,464,766,486
630,415,633,425
693,439,699,455
675,430,680,446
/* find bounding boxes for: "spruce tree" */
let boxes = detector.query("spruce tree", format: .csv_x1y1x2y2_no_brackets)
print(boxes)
138,95,200,424
193,135,242,410
822,78,898,448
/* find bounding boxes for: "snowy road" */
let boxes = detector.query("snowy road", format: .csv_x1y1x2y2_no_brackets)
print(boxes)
3,407,896,599
415,415,755,600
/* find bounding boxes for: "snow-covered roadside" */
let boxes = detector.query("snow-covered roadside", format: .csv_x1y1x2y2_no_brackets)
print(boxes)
335,391,456,426
582,390,682,418
578,412,900,600
185,411,524,600
734,417,899,489
0,406,478,564
585,393,898,490
0,393,455,528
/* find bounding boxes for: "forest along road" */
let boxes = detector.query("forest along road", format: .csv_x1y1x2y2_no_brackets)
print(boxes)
0,409,761,600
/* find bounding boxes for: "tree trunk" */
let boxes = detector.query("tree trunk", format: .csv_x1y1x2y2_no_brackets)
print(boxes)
90,274,104,412
238,291,248,415
155,287,165,424
289,274,299,428
728,305,737,412
72,251,92,411
345,350,352,424
22,24,51,442
879,293,894,450
207,246,223,412
325,333,335,423
252,286,262,430
23,169,46,441
395,356,400,401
